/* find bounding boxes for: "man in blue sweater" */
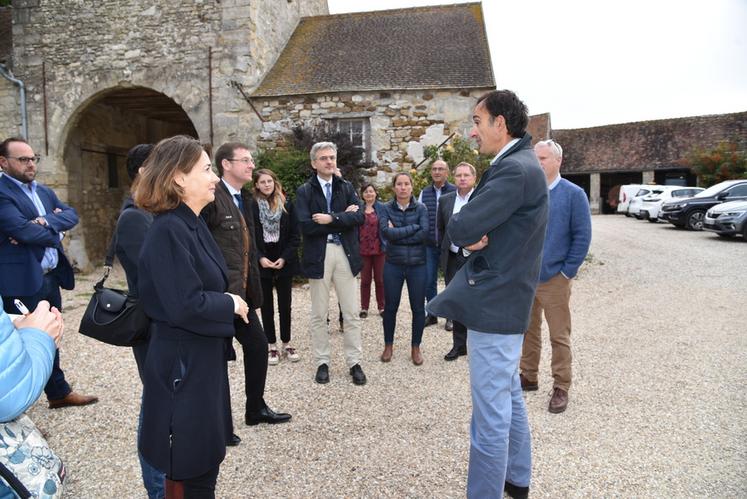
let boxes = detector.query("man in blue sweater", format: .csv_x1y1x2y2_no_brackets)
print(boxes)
520,139,592,414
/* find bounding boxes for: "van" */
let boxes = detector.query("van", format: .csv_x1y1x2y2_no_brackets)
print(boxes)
617,184,643,215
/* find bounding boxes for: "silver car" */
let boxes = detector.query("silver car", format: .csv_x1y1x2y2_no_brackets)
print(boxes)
703,200,747,239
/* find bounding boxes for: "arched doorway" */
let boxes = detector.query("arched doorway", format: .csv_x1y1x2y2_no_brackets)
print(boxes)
63,86,198,269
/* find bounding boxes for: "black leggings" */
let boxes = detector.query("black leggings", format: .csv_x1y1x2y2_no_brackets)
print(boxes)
260,275,293,344
166,464,220,498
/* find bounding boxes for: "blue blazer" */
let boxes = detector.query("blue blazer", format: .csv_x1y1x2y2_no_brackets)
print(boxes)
0,175,77,297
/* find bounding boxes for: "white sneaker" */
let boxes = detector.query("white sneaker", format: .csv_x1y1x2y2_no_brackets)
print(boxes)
283,345,300,362
268,349,280,366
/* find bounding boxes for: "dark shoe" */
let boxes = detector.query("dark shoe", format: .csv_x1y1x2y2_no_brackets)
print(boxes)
315,364,330,384
444,345,467,361
520,373,538,392
227,433,241,447
246,406,292,426
411,346,423,366
339,320,345,333
445,319,453,331
48,391,99,409
549,387,568,413
424,315,438,327
350,364,367,385
504,481,529,499
359,310,368,318
380,344,393,363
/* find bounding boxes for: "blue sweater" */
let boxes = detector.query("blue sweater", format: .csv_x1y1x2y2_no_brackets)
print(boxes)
540,178,592,282
0,295,56,422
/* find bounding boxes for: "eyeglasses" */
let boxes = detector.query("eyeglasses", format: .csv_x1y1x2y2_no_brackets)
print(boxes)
7,155,41,165
228,157,254,164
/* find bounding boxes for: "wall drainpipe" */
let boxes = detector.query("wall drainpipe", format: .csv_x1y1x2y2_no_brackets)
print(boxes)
0,64,28,140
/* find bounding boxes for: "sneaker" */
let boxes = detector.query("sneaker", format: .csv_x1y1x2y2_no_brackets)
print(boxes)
268,349,280,366
283,345,300,362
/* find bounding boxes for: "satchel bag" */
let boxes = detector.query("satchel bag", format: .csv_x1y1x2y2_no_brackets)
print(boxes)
78,266,149,347
0,414,65,498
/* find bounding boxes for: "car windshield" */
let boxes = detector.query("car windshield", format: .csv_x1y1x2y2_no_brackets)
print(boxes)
694,181,738,198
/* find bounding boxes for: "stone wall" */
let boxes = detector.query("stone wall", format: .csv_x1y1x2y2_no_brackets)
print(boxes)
255,88,491,185
0,77,20,137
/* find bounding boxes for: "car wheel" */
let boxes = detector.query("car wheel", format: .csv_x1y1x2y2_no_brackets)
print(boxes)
648,217,658,223
686,210,705,230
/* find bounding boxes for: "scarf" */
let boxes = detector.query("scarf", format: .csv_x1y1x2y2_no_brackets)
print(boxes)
258,198,282,243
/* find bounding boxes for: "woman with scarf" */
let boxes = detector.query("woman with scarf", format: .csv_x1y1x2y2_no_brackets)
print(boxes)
252,169,300,365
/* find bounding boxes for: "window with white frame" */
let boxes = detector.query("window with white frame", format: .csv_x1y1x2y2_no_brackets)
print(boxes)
329,117,369,163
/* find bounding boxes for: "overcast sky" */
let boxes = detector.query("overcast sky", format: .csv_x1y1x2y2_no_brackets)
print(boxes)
326,0,747,130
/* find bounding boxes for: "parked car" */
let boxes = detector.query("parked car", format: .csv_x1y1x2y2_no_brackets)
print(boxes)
703,200,747,239
660,180,747,230
617,184,643,216
628,186,662,219
639,186,704,222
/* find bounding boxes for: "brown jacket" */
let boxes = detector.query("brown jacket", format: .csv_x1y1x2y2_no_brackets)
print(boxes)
202,180,263,309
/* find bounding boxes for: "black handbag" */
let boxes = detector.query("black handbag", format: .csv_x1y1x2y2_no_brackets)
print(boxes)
78,267,149,346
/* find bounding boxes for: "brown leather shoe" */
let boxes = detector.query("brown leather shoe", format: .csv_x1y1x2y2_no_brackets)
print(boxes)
48,391,99,409
548,387,568,413
519,373,538,391
411,346,423,366
380,344,393,363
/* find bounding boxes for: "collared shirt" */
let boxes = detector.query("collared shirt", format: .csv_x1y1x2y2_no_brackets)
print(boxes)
450,188,474,253
222,178,242,209
4,175,59,271
548,174,562,191
491,138,520,164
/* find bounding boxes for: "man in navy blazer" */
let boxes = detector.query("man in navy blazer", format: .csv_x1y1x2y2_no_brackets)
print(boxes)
427,91,548,499
0,137,97,409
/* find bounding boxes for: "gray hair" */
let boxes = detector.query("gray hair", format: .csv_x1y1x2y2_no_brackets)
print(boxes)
454,161,476,176
536,139,563,159
310,141,337,161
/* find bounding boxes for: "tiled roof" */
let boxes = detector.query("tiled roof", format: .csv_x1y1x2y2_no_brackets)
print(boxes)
253,2,495,97
553,112,747,173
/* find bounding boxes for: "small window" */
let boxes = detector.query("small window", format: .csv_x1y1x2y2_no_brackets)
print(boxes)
330,118,369,163
725,184,747,197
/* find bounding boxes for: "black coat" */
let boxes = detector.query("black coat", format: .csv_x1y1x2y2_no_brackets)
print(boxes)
114,195,153,297
379,197,428,266
294,175,364,279
137,203,236,480
252,198,300,279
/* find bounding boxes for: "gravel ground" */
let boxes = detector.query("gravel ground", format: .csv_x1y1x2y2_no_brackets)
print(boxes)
23,215,746,498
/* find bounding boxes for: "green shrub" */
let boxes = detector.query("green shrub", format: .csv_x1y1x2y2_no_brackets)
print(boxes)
254,148,309,201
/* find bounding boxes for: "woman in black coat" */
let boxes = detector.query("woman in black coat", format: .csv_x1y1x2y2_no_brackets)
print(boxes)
252,168,300,365
133,135,249,497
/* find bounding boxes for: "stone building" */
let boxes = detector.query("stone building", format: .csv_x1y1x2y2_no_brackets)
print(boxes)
553,111,747,213
250,2,495,184
0,0,328,269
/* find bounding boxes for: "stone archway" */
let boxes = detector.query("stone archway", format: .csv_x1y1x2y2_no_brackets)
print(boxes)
62,86,198,269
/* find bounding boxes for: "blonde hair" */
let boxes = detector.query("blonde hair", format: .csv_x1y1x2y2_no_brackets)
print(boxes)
252,169,287,212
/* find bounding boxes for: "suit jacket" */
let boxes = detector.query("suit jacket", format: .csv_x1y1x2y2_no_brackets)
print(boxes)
437,191,458,273
0,175,77,297
426,134,548,333
137,202,236,480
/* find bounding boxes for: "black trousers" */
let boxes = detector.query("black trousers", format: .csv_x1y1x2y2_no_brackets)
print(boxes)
233,308,268,416
260,275,293,344
166,463,220,499
445,251,467,349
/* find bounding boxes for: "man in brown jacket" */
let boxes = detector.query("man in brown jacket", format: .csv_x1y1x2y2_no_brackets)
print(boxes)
202,142,291,435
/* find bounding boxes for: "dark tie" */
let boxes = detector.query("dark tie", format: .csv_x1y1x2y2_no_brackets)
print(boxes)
324,182,332,213
234,193,244,212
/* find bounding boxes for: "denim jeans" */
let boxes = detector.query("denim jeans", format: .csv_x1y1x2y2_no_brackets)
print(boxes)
424,245,440,310
382,261,426,346
467,330,531,497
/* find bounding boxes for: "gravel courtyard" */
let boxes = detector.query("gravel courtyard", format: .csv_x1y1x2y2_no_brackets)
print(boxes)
23,215,746,498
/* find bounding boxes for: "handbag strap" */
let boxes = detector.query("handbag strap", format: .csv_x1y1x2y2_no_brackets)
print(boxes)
94,265,111,291
0,460,32,498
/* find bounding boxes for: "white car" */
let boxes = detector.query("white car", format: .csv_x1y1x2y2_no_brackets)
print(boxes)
617,184,643,215
626,186,658,218
639,186,704,222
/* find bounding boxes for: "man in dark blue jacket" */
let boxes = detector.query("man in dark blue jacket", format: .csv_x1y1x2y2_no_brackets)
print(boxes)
418,159,455,326
427,91,548,499
295,142,366,385
0,137,97,410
